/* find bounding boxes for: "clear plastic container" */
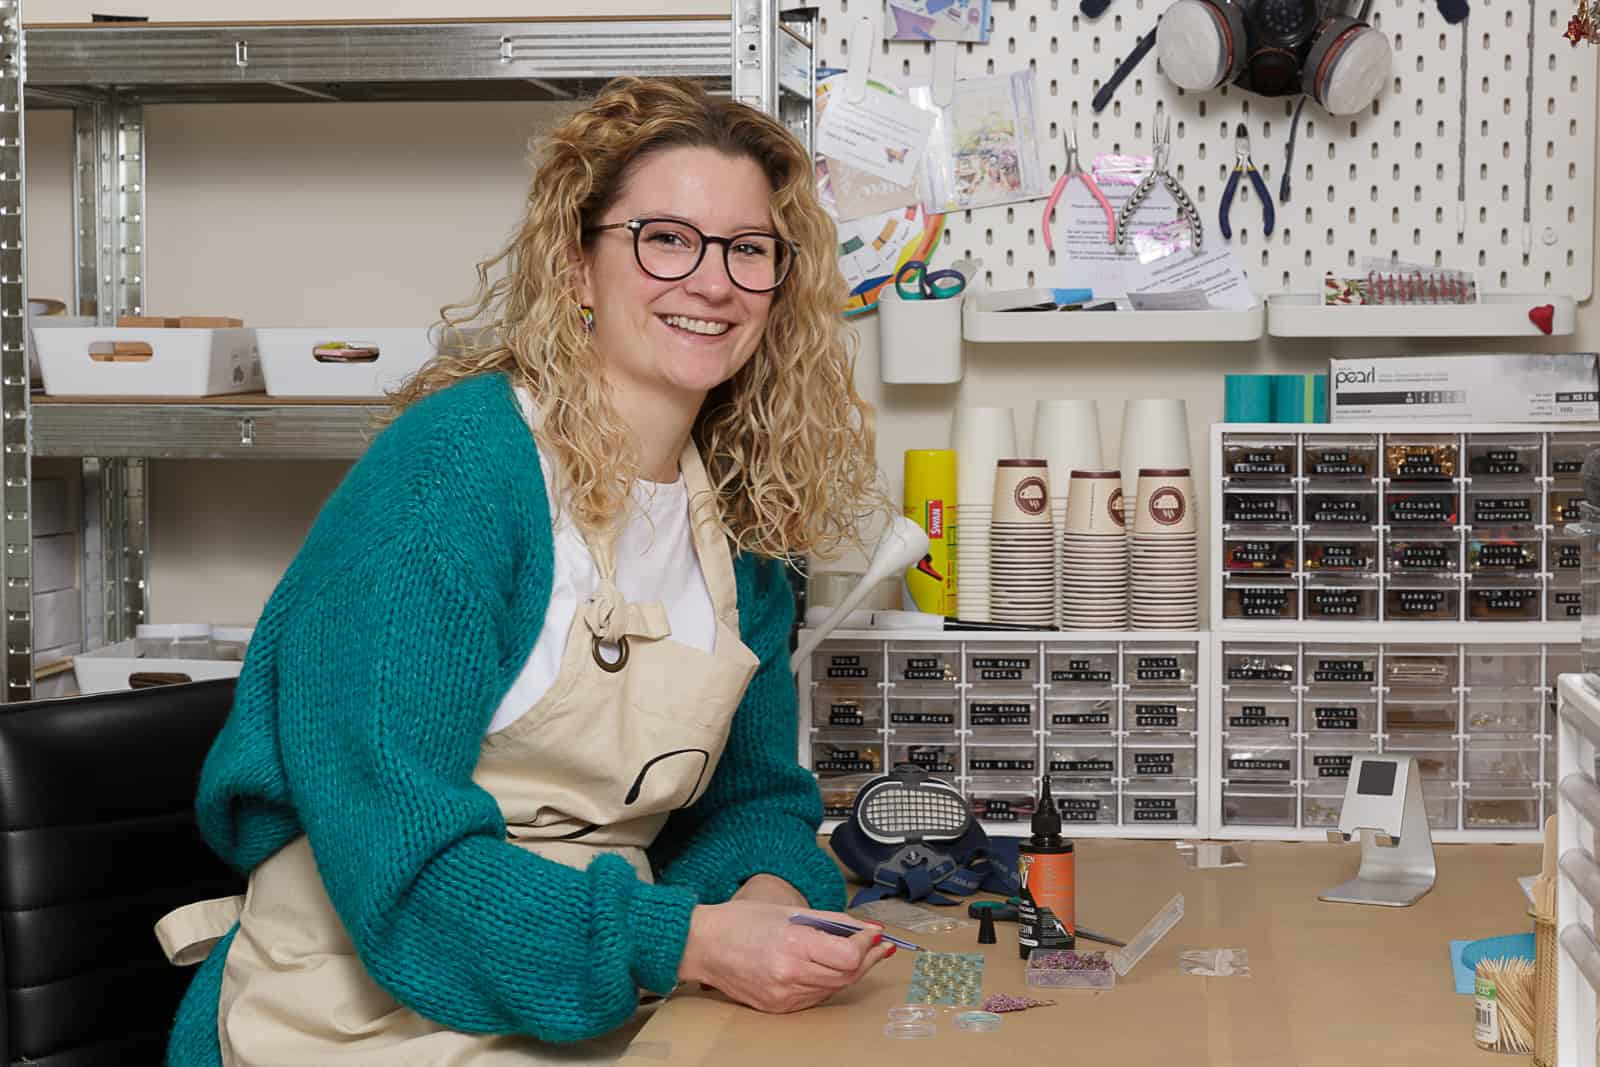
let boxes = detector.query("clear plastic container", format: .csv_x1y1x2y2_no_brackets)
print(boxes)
1123,782,1197,824
811,738,884,777
812,642,883,686
1463,736,1541,782
1123,647,1198,687
1301,785,1348,827
1383,699,1460,733
1551,489,1587,526
967,695,1039,734
1223,785,1297,826
1384,647,1459,689
1222,740,1297,782
1467,489,1541,529
1223,697,1296,736
1305,742,1376,783
1304,577,1379,621
1384,580,1462,622
1305,698,1377,736
1425,783,1463,830
211,624,254,662
1384,490,1460,527
1466,695,1542,733
1550,536,1583,576
1223,577,1300,621
1384,436,1460,481
1548,434,1600,481
1464,790,1539,829
887,740,959,775
1222,646,1297,687
887,694,960,731
1045,695,1116,731
1124,734,1198,780
1383,734,1460,781
1222,437,1297,482
818,774,873,819
1222,488,1297,526
1304,489,1379,528
1550,582,1583,622
1305,646,1379,689
1303,534,1379,576
1026,951,1116,989
966,645,1040,687
1384,535,1461,575
1466,435,1541,480
1466,534,1541,574
1053,784,1119,825
1045,735,1118,780
967,777,1036,823
1223,534,1297,573
965,743,1039,776
1466,580,1543,623
1045,645,1118,688
135,622,214,660
812,688,885,730
1124,692,1199,732
888,644,961,687
1465,645,1541,689
1303,435,1379,482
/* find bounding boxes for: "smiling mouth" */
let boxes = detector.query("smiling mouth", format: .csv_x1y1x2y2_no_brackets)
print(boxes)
659,314,732,337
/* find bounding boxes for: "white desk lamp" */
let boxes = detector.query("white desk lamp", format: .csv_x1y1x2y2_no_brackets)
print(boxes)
790,515,931,675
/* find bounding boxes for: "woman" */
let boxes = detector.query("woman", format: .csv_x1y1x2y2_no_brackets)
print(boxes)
161,77,889,1065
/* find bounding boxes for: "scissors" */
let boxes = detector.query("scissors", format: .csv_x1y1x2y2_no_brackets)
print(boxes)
894,259,967,301
1043,125,1116,252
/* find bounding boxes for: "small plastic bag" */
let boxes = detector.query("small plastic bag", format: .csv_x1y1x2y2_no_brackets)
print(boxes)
852,898,972,934
1178,949,1251,977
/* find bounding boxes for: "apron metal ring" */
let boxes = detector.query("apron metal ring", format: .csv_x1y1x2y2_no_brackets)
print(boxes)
592,635,629,673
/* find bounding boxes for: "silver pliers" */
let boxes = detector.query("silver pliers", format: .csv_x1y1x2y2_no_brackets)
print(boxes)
1220,123,1277,241
1115,114,1203,252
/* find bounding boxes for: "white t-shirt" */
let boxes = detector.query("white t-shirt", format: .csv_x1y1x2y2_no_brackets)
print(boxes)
486,395,716,735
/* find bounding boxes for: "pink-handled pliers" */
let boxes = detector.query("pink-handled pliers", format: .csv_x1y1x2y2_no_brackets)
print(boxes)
1042,126,1116,253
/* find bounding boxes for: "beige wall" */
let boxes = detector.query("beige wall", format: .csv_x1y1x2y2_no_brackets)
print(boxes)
20,3,1600,624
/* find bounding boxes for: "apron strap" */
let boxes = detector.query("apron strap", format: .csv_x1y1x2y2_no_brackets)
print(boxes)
581,577,672,645
154,894,244,966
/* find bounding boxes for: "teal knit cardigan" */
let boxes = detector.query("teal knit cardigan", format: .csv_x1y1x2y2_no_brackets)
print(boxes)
165,372,845,1064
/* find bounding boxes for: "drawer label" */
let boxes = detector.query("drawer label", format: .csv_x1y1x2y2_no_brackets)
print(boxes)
970,757,1036,771
828,703,866,727
1053,712,1112,727
1309,497,1372,524
1134,703,1184,728
1050,757,1114,773
970,702,1033,727
890,710,956,725
1313,659,1375,683
1313,706,1362,729
1472,497,1536,525
1229,757,1292,772
1313,753,1353,777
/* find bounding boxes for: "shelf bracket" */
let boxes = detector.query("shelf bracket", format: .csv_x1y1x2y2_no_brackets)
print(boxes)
1,0,26,703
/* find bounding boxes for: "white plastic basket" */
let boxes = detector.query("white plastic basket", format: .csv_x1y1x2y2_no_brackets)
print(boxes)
257,328,436,398
72,639,243,695
33,327,262,396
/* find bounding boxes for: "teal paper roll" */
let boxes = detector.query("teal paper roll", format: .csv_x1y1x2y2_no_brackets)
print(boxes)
1313,373,1329,423
1272,374,1307,423
1225,374,1273,422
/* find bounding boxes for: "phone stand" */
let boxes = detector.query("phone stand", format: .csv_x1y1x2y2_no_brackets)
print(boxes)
1318,754,1436,908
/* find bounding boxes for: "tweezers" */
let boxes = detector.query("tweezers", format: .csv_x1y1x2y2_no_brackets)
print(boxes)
789,913,922,951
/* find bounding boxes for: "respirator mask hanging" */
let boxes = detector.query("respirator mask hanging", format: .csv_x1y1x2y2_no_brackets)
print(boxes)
1154,0,1392,116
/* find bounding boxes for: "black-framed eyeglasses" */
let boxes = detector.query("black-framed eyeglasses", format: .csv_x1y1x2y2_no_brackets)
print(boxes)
584,217,798,293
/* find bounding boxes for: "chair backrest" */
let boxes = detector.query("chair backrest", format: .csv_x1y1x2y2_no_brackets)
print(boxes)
0,678,242,1066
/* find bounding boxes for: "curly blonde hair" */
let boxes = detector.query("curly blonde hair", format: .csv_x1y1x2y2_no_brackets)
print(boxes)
392,77,882,560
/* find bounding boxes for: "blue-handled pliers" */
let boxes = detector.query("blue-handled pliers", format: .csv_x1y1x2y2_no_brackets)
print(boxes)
1219,122,1275,241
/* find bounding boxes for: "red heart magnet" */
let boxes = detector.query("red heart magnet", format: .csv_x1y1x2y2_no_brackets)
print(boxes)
1529,304,1555,335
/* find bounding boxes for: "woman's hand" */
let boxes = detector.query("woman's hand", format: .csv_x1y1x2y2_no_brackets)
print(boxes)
730,873,809,909
677,901,894,1014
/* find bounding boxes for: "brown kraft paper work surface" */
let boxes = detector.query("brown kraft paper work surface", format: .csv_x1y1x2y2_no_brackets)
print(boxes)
617,838,1537,1067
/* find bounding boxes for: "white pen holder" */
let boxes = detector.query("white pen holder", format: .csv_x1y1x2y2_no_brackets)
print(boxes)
877,287,963,385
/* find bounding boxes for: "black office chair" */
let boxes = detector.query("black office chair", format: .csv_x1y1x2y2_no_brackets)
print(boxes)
0,678,242,1066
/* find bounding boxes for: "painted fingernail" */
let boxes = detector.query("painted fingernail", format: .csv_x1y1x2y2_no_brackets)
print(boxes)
887,945,898,957
873,933,883,945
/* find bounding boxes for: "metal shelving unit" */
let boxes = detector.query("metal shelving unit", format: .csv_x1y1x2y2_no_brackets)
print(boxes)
5,2,813,700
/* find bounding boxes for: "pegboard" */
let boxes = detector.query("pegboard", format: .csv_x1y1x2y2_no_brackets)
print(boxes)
815,0,1597,299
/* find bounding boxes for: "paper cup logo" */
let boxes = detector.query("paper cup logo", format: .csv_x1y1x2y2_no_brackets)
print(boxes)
1149,485,1187,527
1014,475,1049,516
1108,488,1126,527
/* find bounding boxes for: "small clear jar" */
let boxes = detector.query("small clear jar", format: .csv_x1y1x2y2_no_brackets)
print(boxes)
135,622,214,660
211,625,254,662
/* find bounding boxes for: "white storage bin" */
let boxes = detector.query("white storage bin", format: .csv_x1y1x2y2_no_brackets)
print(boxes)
73,638,243,695
257,328,436,398
35,327,262,397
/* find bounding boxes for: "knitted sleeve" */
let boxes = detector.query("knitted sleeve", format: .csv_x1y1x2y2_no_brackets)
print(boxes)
648,555,847,910
272,529,697,1042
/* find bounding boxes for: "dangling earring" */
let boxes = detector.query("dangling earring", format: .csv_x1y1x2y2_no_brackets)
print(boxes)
579,305,596,334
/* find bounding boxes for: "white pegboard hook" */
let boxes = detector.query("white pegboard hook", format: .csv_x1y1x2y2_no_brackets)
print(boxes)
931,39,958,108
844,14,879,101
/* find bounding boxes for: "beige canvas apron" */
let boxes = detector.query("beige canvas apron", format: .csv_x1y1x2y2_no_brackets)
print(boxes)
157,439,759,1066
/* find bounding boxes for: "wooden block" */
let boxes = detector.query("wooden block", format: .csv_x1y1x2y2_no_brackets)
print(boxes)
116,315,181,328
176,316,244,328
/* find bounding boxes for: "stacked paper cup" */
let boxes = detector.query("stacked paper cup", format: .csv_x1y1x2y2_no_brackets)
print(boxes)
1130,468,1199,629
989,459,1056,627
1059,470,1129,629
1117,398,1192,526
1031,399,1105,626
951,406,1018,622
